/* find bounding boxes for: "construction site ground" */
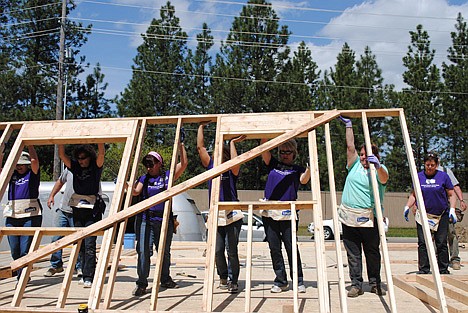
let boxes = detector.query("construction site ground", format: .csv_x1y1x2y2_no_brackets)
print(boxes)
1,238,467,313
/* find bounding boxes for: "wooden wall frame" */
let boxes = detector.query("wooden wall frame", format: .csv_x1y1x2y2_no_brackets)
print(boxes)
0,109,452,313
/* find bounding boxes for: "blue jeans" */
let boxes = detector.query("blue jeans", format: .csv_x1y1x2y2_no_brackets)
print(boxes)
417,212,449,273
135,214,174,288
50,209,82,270
342,218,381,289
73,208,101,283
262,216,304,287
215,219,242,284
6,215,43,278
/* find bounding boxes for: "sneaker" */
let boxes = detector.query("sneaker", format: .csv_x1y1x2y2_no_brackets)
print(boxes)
270,284,289,293
160,279,179,289
440,270,450,275
228,282,239,293
78,278,85,285
347,286,363,298
451,261,461,270
83,280,92,288
370,285,386,296
44,267,64,277
132,286,147,297
76,268,83,278
218,278,228,290
416,270,430,275
298,284,306,293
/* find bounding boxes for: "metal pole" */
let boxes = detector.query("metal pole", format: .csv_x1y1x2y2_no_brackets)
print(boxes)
54,0,67,180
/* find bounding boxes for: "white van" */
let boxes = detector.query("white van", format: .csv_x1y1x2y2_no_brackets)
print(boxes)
0,182,207,251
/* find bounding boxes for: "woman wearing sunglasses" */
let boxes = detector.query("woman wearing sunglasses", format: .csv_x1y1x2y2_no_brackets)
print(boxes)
260,138,310,293
131,142,187,297
59,144,105,288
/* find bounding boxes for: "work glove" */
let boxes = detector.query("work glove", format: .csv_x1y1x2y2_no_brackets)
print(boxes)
338,116,352,128
449,207,457,224
403,206,410,222
367,155,381,169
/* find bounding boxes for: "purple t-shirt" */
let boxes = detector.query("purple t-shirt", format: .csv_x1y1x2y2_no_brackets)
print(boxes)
207,158,239,203
417,170,454,215
264,157,305,201
70,159,102,195
8,169,40,200
139,171,169,222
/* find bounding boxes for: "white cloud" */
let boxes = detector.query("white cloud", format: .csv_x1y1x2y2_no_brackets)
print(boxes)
301,0,468,89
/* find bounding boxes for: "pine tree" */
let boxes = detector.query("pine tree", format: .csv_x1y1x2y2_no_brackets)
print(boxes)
402,24,442,170
3,0,90,121
441,13,468,189
118,1,189,118
210,0,290,114
67,64,113,119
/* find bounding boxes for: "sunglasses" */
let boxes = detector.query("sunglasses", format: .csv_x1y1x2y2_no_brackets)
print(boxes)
143,160,159,168
279,150,293,155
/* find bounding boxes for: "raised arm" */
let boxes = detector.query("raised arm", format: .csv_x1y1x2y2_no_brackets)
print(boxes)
28,145,39,174
229,135,246,176
58,145,71,169
197,123,211,168
300,164,311,184
339,116,358,168
260,138,272,166
174,142,187,181
96,143,105,168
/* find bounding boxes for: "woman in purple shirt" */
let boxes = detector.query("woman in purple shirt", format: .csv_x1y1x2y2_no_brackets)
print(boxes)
404,152,457,274
260,138,310,293
131,143,187,297
4,146,41,279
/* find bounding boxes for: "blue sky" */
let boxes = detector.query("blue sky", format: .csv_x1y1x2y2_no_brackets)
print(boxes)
70,0,468,99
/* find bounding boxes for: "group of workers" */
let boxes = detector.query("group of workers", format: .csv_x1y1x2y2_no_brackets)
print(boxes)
0,116,465,300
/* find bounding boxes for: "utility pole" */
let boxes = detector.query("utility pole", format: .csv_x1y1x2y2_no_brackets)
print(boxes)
54,0,67,180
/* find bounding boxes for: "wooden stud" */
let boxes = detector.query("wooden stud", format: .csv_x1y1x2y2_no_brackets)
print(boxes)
308,129,329,313
290,203,299,313
324,123,348,313
361,112,397,312
244,204,254,313
150,118,183,310
12,230,42,307
56,240,82,308
102,119,148,309
398,110,448,313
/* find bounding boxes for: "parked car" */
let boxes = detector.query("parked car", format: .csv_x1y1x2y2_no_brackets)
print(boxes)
201,211,265,242
308,217,389,240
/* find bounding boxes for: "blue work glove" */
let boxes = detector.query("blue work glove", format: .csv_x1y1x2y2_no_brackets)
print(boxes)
367,154,381,169
338,116,352,128
403,206,410,222
180,127,185,143
449,207,457,224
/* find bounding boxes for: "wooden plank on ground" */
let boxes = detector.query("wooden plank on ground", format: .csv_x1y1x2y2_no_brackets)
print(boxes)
10,109,340,271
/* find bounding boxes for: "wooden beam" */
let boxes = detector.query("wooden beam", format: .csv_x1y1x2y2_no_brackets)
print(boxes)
216,200,316,210
10,109,339,271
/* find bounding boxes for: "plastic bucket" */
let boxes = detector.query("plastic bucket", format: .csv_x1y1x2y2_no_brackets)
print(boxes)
123,233,136,249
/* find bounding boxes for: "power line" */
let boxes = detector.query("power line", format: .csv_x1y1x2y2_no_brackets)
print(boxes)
4,1,60,15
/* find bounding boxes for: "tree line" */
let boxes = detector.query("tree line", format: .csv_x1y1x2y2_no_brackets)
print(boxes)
1,0,467,192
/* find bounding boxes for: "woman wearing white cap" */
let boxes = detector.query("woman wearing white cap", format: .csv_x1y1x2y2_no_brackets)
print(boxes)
4,145,41,279
131,141,187,297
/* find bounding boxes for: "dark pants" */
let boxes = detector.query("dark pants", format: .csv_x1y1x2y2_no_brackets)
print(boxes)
215,219,242,284
342,218,381,289
417,212,449,273
262,216,304,287
6,215,43,278
73,208,101,283
135,214,174,288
